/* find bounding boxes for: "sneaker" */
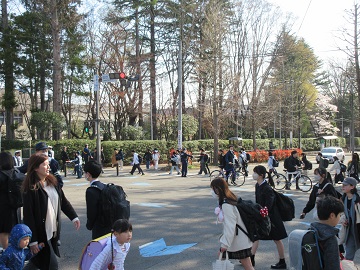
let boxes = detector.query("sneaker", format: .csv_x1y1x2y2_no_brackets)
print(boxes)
142,173,145,175
231,181,237,185
177,172,181,175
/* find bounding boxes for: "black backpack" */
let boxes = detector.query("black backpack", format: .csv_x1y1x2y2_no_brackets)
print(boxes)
138,155,143,164
1,169,25,209
273,190,295,221
323,158,329,169
284,157,290,170
115,152,123,161
272,158,279,167
340,162,347,173
230,198,271,242
246,153,251,162
92,183,130,226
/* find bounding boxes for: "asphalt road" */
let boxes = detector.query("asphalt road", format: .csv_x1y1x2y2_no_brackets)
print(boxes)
56,154,360,270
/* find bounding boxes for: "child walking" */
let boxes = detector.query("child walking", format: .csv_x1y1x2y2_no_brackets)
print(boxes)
0,224,44,270
340,177,360,260
90,219,132,270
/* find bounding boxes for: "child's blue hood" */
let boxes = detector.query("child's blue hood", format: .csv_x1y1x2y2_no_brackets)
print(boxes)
9,224,32,248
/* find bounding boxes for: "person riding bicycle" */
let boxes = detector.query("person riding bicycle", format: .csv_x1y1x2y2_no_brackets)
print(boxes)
284,150,302,190
218,149,225,170
224,145,236,184
239,148,249,176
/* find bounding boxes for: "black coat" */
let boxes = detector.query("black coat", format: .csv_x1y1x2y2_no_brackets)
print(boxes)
23,183,78,269
0,169,19,233
86,181,111,239
255,181,287,240
302,179,338,214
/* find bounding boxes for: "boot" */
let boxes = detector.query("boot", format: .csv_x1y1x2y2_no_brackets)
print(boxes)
271,258,286,269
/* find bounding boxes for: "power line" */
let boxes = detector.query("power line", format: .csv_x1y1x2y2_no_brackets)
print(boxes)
297,0,313,33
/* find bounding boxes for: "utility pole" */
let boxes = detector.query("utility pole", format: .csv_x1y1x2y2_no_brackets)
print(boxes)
177,36,183,150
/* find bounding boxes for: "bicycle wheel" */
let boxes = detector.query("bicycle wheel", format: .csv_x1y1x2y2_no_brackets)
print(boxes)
233,171,246,186
273,173,287,190
298,175,312,192
209,170,224,182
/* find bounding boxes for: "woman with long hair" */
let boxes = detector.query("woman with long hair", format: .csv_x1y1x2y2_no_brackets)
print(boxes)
0,152,23,249
22,154,80,270
251,165,287,269
210,177,254,270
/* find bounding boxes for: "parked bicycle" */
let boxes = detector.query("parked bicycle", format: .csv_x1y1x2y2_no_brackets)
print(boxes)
209,165,246,186
272,168,312,192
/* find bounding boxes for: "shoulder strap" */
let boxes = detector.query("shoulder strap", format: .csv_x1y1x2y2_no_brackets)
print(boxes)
235,224,250,238
322,183,330,190
309,227,324,269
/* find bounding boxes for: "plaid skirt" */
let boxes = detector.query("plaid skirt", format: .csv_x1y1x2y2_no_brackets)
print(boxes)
222,248,252,260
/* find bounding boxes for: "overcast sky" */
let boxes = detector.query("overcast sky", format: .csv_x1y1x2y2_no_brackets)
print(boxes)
269,0,356,64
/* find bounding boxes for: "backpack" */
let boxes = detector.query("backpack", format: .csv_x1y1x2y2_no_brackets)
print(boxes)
91,183,130,227
340,162,347,173
322,158,329,169
79,233,111,270
284,157,290,170
289,228,324,270
246,153,251,162
138,155,143,164
230,198,271,242
272,158,279,168
306,161,313,170
273,190,295,221
1,169,25,209
115,152,123,161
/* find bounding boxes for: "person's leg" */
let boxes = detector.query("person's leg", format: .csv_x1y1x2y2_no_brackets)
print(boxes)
181,162,185,176
119,160,123,170
130,164,136,174
240,257,255,270
0,232,9,249
76,166,81,178
176,165,180,174
146,160,150,170
345,228,356,260
138,165,144,175
270,240,286,269
48,240,59,270
199,163,204,174
205,163,210,175
169,166,174,174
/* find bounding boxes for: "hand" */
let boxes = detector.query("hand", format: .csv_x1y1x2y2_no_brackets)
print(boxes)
342,219,348,226
74,220,81,230
300,213,306,219
220,247,227,253
30,244,40,255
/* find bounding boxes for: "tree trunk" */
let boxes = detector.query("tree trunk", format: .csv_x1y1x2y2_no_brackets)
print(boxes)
2,0,15,140
135,7,143,127
51,0,62,140
150,4,157,139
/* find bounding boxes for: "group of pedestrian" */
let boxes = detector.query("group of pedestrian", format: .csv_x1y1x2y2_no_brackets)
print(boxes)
0,142,133,270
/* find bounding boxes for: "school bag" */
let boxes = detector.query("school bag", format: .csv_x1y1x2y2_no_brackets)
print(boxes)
91,183,130,227
246,153,251,162
273,190,295,221
115,152,123,161
284,157,290,170
272,158,279,168
340,162,347,173
228,198,271,242
322,158,329,169
0,168,25,209
289,228,324,270
138,155,143,164
78,233,111,270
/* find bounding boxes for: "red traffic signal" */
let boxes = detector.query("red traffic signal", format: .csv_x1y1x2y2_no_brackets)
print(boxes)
119,72,126,79
109,72,127,80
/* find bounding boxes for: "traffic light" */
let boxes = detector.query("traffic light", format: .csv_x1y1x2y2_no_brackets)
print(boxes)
84,121,90,133
109,72,127,80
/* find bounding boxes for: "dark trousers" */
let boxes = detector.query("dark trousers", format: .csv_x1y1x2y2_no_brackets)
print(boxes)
199,163,208,174
131,164,143,174
181,161,188,176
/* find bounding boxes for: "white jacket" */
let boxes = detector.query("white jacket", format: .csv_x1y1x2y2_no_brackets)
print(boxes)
329,160,341,174
90,237,130,270
220,203,253,252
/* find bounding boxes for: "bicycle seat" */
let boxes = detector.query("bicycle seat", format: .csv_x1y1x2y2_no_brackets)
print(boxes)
283,170,288,172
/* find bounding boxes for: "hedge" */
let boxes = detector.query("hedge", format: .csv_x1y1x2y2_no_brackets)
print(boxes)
1,137,348,166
